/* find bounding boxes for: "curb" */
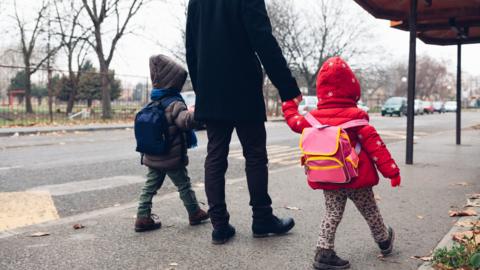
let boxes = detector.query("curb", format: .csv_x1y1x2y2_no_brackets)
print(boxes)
0,125,133,137
418,205,480,269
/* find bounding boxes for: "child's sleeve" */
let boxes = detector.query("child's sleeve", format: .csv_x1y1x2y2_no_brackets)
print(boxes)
357,125,400,179
171,101,198,131
281,100,310,134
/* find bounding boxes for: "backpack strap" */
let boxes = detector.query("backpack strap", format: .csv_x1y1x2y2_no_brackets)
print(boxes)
305,113,330,129
339,119,369,129
305,113,368,130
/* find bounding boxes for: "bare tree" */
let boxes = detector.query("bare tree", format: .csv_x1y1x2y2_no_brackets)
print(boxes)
385,57,453,100
267,0,371,95
416,55,453,99
13,0,61,113
0,48,23,98
81,0,145,119
355,65,391,102
54,0,91,115
162,0,188,64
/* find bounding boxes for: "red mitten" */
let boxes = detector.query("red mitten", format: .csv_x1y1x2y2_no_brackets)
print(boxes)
390,175,401,187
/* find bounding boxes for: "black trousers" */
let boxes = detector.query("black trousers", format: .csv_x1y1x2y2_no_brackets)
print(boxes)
204,121,273,229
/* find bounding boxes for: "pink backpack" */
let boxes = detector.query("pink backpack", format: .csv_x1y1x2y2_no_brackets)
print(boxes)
300,113,368,185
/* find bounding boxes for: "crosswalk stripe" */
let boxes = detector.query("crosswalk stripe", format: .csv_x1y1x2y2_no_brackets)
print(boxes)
267,148,299,155
229,146,298,159
229,145,300,165
277,159,301,166
27,176,146,196
229,145,292,155
269,156,301,164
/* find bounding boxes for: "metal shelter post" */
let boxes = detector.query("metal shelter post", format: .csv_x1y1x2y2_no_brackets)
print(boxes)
406,0,418,165
456,43,462,145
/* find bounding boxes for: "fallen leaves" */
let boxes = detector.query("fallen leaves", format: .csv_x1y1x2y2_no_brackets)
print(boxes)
29,232,50,237
455,220,480,228
452,231,475,243
451,229,480,246
449,209,478,217
410,255,433,262
465,198,480,208
284,206,301,211
468,194,480,200
166,262,179,269
451,182,470,187
417,215,425,220
374,194,382,202
73,224,85,230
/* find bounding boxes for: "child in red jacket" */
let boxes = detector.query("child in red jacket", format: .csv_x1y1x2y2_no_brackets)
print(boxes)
282,57,401,270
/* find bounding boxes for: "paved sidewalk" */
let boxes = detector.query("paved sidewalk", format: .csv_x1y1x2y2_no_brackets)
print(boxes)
1,128,479,270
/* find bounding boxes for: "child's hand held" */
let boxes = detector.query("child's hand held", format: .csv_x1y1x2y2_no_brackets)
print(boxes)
293,94,303,105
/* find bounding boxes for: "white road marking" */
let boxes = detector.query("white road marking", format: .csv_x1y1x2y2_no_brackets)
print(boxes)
229,147,298,159
229,145,300,165
27,175,146,196
0,166,23,171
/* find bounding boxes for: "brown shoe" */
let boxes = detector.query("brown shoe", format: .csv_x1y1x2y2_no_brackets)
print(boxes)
135,214,162,232
189,209,209,226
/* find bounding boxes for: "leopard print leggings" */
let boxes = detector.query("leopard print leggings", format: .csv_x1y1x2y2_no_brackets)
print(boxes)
317,187,389,249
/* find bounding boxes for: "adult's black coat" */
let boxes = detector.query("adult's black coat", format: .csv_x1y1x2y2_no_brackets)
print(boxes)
186,0,301,122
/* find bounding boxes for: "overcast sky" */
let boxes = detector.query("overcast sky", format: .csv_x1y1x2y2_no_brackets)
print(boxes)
1,0,479,85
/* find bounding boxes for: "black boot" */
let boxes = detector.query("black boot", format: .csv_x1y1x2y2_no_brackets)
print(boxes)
378,226,395,256
211,224,236,245
313,248,350,270
252,215,295,238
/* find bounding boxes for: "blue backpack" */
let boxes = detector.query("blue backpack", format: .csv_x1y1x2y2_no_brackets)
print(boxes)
134,97,181,155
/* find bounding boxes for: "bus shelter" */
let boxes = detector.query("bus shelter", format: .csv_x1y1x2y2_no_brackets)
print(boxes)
353,0,480,164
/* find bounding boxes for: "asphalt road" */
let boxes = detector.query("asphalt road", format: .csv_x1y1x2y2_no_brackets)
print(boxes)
0,112,479,219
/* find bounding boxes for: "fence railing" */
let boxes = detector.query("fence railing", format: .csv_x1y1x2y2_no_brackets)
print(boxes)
0,64,150,127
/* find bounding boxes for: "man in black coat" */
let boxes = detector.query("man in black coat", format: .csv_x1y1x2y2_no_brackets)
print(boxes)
186,0,302,244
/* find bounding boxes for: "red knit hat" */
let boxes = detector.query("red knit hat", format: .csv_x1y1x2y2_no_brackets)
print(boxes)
316,57,361,109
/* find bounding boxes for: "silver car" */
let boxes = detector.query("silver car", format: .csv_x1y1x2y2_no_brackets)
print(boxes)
298,96,318,115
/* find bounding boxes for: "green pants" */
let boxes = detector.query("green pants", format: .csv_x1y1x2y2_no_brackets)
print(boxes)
137,167,200,218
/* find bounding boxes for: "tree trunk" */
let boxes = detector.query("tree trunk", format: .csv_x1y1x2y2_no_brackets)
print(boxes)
24,65,34,113
87,99,93,108
66,70,77,115
99,60,112,119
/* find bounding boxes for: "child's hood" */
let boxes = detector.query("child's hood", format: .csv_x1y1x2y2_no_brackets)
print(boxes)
149,54,187,92
316,57,361,109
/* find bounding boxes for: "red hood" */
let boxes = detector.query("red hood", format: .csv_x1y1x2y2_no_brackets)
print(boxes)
316,57,361,109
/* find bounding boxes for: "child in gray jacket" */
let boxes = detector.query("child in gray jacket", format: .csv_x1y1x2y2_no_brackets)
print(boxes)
135,55,208,232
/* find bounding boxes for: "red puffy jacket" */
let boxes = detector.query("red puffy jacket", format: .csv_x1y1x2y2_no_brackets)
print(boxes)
282,57,400,190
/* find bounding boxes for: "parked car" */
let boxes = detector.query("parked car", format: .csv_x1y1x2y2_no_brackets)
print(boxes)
433,101,445,113
181,91,196,111
414,99,424,115
357,101,370,113
444,101,458,112
180,91,206,130
298,96,318,115
381,97,407,117
422,101,435,114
